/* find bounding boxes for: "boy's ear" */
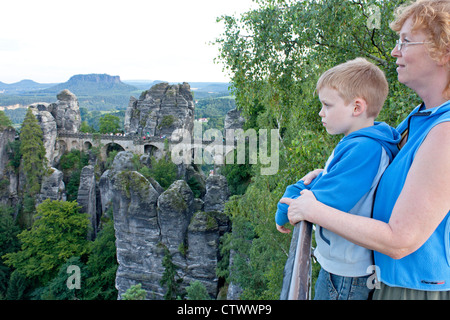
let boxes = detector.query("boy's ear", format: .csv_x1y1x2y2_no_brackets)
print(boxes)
352,98,367,116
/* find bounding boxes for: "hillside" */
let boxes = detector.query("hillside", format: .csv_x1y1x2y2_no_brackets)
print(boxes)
0,74,141,112
0,79,56,94
40,74,138,96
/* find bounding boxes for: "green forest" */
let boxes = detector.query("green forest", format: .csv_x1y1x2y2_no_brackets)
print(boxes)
0,0,422,300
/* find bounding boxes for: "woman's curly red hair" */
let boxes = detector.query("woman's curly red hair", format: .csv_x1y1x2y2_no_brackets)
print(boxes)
390,0,450,99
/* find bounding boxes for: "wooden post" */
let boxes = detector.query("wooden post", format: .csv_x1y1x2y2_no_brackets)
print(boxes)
280,221,313,300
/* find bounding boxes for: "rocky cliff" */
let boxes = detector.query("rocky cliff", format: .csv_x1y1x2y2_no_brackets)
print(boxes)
30,90,81,166
0,128,15,180
224,108,245,131
48,89,81,133
124,82,195,138
100,152,230,299
0,127,18,205
77,165,100,240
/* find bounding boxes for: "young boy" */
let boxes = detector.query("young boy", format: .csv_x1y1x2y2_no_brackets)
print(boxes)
275,58,401,300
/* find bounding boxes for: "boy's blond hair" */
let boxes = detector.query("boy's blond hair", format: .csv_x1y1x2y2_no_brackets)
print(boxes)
390,0,450,99
316,58,389,118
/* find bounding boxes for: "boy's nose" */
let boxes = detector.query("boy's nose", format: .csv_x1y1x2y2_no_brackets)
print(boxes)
319,107,325,117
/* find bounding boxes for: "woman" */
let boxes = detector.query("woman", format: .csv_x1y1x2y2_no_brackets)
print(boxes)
282,0,450,299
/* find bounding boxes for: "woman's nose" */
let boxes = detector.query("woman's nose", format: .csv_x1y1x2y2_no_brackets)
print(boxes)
391,44,401,58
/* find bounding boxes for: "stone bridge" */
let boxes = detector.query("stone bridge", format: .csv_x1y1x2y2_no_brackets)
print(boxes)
57,131,168,159
56,129,279,174
56,130,237,163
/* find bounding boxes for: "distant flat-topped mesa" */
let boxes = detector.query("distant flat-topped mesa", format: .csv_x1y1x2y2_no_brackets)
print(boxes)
124,82,195,138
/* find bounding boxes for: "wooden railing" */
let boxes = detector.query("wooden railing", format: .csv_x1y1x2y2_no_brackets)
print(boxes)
279,221,313,300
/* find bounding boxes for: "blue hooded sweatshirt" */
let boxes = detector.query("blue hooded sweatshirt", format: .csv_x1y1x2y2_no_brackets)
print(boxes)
276,122,401,277
373,101,450,291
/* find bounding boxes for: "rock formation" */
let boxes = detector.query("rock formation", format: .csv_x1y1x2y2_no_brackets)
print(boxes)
29,103,56,166
0,127,18,206
77,165,98,240
47,89,81,133
102,152,163,298
224,108,245,131
124,82,195,139
204,175,230,213
30,90,81,166
100,151,230,299
37,168,66,204
0,127,16,179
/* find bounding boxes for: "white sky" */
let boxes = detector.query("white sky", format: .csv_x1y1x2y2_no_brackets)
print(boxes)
0,0,256,84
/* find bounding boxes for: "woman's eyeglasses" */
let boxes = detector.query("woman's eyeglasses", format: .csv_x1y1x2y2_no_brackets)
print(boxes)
395,39,429,51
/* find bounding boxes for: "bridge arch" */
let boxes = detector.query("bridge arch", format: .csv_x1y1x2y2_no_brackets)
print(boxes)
144,143,164,160
104,142,126,158
83,141,93,151
56,139,67,154
70,140,79,151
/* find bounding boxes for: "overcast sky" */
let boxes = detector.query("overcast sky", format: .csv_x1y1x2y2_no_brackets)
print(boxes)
0,0,256,84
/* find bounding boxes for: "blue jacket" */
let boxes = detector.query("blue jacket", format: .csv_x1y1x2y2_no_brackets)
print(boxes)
373,101,450,291
276,122,401,276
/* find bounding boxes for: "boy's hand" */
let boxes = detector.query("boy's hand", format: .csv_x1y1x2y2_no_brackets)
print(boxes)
276,224,291,234
281,190,317,225
301,169,324,185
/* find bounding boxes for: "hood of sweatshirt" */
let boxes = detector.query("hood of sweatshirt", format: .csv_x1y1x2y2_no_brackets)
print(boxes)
343,122,401,162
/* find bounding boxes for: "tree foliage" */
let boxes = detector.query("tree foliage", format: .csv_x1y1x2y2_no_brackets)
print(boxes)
5,270,30,300
0,111,13,129
0,206,20,297
39,257,89,300
186,280,211,300
59,150,90,201
219,177,291,299
99,113,121,134
122,283,147,300
19,108,48,195
215,0,420,299
160,247,183,300
139,156,178,190
3,200,90,285
84,218,118,300
216,0,418,134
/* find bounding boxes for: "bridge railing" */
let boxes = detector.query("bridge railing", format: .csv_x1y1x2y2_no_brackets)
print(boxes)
57,130,167,144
